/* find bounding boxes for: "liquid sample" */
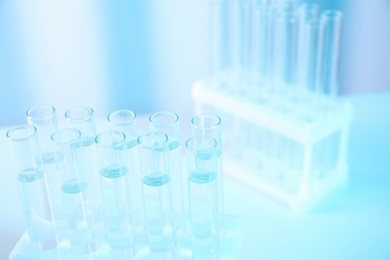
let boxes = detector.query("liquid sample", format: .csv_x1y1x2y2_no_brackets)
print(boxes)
142,174,173,252
61,179,96,251
125,139,143,227
78,138,102,225
41,152,64,226
18,168,55,242
188,170,218,239
166,138,185,229
100,165,133,249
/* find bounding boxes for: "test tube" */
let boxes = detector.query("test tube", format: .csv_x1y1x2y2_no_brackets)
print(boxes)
241,0,253,80
186,135,219,257
209,0,225,75
320,10,343,98
250,1,262,87
252,1,275,93
26,106,63,227
95,130,135,258
107,110,143,227
272,1,298,97
149,112,185,233
296,3,323,95
26,105,59,164
226,0,241,80
51,128,97,254
6,125,58,252
191,114,224,225
65,106,102,227
65,106,97,146
137,132,174,256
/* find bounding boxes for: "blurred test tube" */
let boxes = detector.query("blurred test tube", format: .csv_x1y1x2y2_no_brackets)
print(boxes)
26,105,59,164
296,3,322,95
209,0,226,75
95,130,136,258
7,125,58,252
226,0,241,81
320,10,343,98
241,0,253,81
108,110,143,228
186,135,219,258
65,106,103,227
137,132,174,257
149,112,185,241
191,114,224,227
51,128,97,254
251,1,275,93
26,106,63,227
272,1,298,98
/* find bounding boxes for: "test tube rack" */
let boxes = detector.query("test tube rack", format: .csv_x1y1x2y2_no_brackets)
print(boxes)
198,0,354,211
192,75,353,211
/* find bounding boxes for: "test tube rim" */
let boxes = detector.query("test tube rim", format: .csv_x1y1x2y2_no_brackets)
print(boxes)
51,128,81,145
320,9,343,23
148,111,179,128
137,131,168,150
26,105,56,121
298,2,320,16
65,106,94,123
107,109,137,126
6,125,37,142
191,113,221,131
95,130,126,149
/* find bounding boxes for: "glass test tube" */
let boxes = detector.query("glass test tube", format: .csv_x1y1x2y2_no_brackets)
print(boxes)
26,105,59,163
191,114,224,225
250,1,262,87
272,2,298,98
108,110,143,227
137,132,174,256
26,106,64,227
6,125,58,251
65,106,102,226
149,112,185,232
252,1,274,92
296,3,322,94
95,130,135,258
226,0,241,79
186,135,219,257
320,10,343,98
209,0,225,75
241,0,253,79
51,128,97,254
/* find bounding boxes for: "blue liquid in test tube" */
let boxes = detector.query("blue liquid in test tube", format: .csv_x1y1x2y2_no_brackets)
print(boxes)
191,114,224,227
7,125,58,253
149,112,185,235
108,110,143,229
26,106,64,233
186,135,219,257
137,132,174,257
96,130,135,258
51,128,97,255
65,106,103,232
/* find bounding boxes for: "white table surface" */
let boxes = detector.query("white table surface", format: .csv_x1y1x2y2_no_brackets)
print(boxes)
1,92,390,259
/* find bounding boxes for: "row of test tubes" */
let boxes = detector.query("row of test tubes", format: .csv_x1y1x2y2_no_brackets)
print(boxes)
209,0,343,117
6,106,231,259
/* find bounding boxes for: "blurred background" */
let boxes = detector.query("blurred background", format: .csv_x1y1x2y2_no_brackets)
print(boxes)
0,0,389,126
